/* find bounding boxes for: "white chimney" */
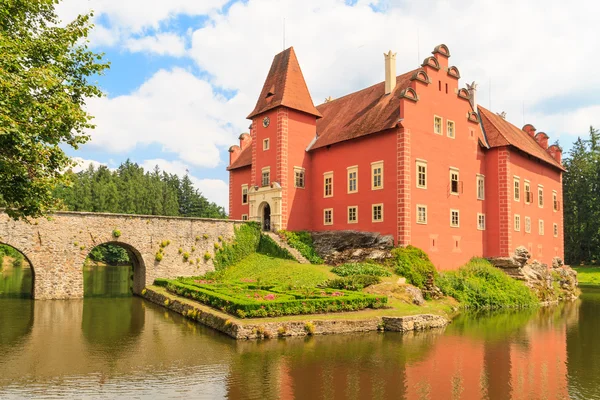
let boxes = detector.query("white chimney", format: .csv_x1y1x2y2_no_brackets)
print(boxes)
466,81,478,112
384,50,397,95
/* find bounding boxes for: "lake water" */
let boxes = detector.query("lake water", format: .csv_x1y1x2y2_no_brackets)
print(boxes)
1,265,599,399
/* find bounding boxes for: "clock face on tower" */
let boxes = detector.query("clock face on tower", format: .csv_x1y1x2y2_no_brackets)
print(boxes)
262,116,270,128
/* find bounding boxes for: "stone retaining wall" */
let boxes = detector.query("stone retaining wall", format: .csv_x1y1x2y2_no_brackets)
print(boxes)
143,286,450,340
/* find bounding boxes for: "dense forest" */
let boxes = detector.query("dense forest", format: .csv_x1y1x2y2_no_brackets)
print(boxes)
54,160,226,219
563,126,600,265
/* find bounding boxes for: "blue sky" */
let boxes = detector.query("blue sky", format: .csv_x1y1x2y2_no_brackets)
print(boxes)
56,0,600,210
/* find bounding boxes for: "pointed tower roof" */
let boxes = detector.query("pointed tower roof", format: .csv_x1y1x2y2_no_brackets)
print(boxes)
247,47,322,119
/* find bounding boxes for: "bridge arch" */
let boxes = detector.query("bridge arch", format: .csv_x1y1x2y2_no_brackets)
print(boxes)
0,241,35,298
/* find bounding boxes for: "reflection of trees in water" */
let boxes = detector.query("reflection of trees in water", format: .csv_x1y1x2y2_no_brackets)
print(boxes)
0,263,33,299
83,264,133,297
0,299,34,350
81,297,145,353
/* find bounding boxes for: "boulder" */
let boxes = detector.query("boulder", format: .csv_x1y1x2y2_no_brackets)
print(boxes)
311,230,394,265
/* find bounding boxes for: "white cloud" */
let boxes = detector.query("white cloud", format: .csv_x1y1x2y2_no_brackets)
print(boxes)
70,157,108,173
140,158,228,210
125,33,187,57
84,68,240,168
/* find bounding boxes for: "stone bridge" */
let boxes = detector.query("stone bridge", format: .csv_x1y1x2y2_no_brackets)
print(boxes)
0,212,241,299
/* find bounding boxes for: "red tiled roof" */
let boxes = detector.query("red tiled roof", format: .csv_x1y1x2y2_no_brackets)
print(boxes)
478,106,564,171
227,145,252,170
310,70,416,149
247,47,322,119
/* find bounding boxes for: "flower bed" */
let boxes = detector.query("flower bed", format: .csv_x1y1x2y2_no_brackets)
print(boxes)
154,278,387,318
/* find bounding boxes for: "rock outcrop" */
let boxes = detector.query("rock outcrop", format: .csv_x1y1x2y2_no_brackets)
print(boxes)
311,230,394,265
488,247,579,302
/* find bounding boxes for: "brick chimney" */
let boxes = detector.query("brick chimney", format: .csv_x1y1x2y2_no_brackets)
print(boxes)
548,144,562,164
229,145,241,165
522,124,536,138
535,132,549,149
239,132,251,149
384,50,397,95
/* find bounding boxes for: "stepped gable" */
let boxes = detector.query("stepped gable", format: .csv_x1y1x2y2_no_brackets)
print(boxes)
311,69,416,150
247,47,322,119
478,106,564,171
227,145,252,170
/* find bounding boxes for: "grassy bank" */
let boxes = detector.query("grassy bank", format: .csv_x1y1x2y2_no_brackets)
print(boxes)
573,266,600,287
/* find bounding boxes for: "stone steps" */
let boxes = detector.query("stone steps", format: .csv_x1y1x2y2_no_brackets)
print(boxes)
263,231,311,264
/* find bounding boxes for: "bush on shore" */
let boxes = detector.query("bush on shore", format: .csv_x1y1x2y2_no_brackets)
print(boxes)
437,258,538,309
389,246,437,289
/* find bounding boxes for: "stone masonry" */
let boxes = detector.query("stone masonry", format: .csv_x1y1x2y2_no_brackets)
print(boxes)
0,211,241,300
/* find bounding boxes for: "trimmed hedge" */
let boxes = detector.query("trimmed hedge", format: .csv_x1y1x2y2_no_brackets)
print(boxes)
325,275,381,291
331,263,392,277
213,222,261,270
389,246,437,289
154,278,387,318
278,230,323,264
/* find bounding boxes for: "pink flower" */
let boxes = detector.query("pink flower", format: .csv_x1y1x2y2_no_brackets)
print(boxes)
264,294,276,301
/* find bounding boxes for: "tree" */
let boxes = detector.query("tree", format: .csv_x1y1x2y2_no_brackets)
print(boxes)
0,0,109,219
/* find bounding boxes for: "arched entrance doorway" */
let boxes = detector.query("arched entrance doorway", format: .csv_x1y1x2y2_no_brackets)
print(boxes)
258,202,272,231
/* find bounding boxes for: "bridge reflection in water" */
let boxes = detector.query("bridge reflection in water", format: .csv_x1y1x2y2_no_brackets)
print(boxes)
1,284,599,398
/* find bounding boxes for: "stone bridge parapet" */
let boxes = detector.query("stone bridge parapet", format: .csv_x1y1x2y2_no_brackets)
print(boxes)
0,211,242,299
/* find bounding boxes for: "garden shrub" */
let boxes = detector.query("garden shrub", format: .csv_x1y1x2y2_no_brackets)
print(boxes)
437,258,538,309
278,230,323,264
389,246,437,289
213,222,261,270
257,234,296,260
331,263,391,277
155,278,387,318
325,275,381,291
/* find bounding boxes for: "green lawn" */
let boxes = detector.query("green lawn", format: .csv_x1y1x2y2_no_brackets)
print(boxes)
573,266,600,287
215,253,336,287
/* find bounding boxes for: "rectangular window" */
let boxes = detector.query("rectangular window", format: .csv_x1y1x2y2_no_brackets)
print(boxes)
514,214,521,231
434,115,442,135
417,204,427,224
416,160,427,189
294,167,305,188
477,213,486,230
447,120,455,138
324,208,333,225
241,184,248,205
450,168,460,195
514,177,520,202
450,209,460,227
553,191,559,211
554,223,559,237
261,168,270,187
525,217,531,233
263,138,270,150
371,161,383,190
477,174,485,200
372,204,383,223
241,214,248,221
524,181,531,204
539,219,544,235
324,172,333,198
347,166,358,193
538,185,544,208
348,206,358,224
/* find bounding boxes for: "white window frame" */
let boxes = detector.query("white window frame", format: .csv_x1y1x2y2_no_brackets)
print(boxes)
261,167,271,187
416,204,427,225
372,203,383,223
324,172,333,198
514,214,521,231
347,206,358,224
263,138,270,151
553,223,559,237
525,216,531,233
294,167,305,189
241,214,248,221
514,177,520,202
347,166,358,194
450,168,460,195
538,185,544,208
371,161,384,190
447,120,455,139
477,174,485,200
539,219,545,235
324,208,333,226
434,115,443,135
416,160,427,189
241,184,248,205
477,213,486,230
524,180,531,204
450,209,460,228
553,191,558,212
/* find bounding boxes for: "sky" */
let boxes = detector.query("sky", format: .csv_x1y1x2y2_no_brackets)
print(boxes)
55,0,600,211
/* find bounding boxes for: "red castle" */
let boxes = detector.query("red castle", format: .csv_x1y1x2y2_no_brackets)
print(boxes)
227,44,564,269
